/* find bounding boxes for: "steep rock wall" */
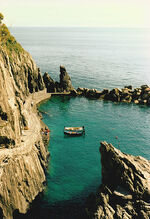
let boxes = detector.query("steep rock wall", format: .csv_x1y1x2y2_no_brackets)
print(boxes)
0,23,50,218
86,142,150,219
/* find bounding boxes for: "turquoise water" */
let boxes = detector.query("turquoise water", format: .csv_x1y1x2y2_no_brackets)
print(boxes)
10,27,150,218
37,96,150,218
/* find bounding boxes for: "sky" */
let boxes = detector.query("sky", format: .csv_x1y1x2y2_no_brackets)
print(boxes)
1,0,150,27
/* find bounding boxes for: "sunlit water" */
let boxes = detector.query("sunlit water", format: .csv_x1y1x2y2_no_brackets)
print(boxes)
11,27,150,218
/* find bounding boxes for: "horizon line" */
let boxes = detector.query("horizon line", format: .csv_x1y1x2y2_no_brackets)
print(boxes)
8,25,150,29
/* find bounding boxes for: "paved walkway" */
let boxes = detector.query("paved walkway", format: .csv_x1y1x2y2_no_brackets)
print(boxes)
0,90,70,162
0,90,51,162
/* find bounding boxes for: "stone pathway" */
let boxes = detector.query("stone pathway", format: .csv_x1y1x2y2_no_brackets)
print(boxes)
0,90,51,162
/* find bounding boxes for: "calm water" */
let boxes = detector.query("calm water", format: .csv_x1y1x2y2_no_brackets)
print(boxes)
11,27,150,218
11,27,150,89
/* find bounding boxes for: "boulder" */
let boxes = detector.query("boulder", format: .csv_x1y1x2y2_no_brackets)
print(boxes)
84,89,102,99
77,87,85,92
108,88,121,102
131,88,141,101
101,89,110,95
70,89,78,97
134,100,139,104
141,85,149,90
124,85,132,90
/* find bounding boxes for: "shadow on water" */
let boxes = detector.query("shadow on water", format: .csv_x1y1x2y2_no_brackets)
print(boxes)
13,195,87,219
13,178,100,219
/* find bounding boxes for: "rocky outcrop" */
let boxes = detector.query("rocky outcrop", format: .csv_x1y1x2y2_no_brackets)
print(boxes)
86,142,150,219
74,85,150,106
0,21,50,218
43,72,56,92
59,65,74,92
43,66,74,93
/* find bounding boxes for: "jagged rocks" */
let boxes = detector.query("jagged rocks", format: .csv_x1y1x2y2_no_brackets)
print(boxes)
43,72,56,92
86,142,150,219
43,66,74,93
76,85,150,106
28,67,44,93
59,65,74,92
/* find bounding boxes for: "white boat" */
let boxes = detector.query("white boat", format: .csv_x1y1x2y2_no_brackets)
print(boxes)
64,126,85,136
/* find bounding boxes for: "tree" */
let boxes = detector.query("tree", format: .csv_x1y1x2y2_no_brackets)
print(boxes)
0,13,4,24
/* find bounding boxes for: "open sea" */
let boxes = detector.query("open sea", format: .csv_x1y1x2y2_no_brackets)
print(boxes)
11,27,150,219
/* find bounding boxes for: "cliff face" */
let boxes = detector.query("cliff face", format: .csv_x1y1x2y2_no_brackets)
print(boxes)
0,23,50,218
0,35,45,146
86,142,150,219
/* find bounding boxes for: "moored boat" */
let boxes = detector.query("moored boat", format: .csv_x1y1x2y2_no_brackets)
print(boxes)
64,126,85,136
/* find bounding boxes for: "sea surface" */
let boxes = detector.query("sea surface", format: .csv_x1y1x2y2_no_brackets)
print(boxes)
11,27,150,219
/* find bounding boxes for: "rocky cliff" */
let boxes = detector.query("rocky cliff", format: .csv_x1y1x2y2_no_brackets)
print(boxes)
0,18,50,218
86,142,150,219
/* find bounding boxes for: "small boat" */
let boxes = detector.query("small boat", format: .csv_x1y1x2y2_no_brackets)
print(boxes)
64,126,85,136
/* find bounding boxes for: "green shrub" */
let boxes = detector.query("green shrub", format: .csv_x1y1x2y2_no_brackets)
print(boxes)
0,13,4,24
0,22,24,55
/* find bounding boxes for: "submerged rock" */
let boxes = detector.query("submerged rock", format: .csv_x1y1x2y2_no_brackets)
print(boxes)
86,142,150,218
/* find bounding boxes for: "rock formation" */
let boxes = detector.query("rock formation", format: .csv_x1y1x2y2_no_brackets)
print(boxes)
43,65,74,93
43,72,56,92
86,142,150,219
0,18,50,218
59,65,74,92
74,85,150,106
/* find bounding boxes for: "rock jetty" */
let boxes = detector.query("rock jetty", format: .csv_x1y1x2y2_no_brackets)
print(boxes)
86,142,150,219
42,67,150,107
73,85,150,106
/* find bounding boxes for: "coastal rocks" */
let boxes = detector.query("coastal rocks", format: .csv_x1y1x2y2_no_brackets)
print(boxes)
75,85,150,106
59,65,74,92
43,72,56,92
42,66,74,93
86,142,150,219
76,87,103,98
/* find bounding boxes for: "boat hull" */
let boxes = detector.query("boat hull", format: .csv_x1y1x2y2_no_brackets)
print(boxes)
64,126,85,136
64,131,83,136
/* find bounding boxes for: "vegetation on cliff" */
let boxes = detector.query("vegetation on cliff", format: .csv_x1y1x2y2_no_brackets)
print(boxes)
0,13,23,55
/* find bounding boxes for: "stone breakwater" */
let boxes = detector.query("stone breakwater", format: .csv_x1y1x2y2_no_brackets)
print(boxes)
70,85,150,106
86,142,150,219
42,67,150,107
